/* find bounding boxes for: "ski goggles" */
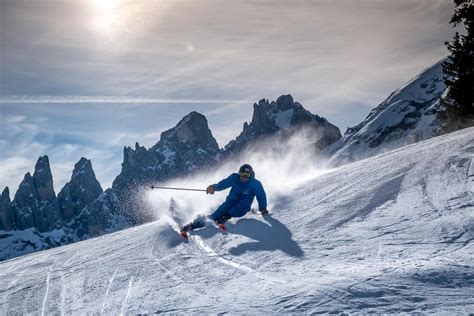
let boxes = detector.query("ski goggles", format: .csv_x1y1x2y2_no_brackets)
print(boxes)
239,172,251,178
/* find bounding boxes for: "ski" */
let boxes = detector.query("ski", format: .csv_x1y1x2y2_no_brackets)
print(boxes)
179,222,227,240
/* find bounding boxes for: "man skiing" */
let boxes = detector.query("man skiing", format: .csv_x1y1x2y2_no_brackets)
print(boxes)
180,164,268,238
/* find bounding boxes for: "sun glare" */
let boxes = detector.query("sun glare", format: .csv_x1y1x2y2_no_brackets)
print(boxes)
86,0,173,44
88,0,125,36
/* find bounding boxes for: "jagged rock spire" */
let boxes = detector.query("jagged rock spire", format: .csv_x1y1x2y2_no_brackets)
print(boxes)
12,156,61,232
157,111,220,150
12,172,37,230
33,155,56,201
0,187,16,231
224,94,341,154
113,111,221,192
58,157,103,220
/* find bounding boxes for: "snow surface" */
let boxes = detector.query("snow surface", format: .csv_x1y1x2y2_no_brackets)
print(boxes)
0,128,473,313
0,227,78,262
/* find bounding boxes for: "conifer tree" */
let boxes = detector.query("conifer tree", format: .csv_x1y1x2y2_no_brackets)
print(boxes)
441,0,474,124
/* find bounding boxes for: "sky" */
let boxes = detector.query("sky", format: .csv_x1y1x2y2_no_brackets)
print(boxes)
0,0,456,196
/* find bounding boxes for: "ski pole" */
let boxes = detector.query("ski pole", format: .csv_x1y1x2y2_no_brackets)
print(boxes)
150,185,206,192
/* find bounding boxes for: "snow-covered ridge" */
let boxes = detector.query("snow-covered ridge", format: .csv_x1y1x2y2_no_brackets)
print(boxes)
326,59,447,165
1,127,472,313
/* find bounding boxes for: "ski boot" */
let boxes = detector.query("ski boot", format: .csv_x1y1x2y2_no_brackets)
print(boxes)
179,223,193,239
216,215,231,232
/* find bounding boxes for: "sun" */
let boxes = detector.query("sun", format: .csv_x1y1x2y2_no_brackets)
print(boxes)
88,0,125,36
85,0,175,46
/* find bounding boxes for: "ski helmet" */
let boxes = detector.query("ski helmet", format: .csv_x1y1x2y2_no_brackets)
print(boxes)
239,164,254,177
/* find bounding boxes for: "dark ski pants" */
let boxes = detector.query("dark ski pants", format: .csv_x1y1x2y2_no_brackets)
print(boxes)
190,200,244,230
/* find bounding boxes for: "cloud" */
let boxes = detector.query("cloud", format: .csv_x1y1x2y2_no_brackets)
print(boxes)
4,115,27,123
0,95,250,104
0,157,36,196
1,0,454,103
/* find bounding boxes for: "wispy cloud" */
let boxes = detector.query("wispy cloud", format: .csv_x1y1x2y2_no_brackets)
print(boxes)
0,95,251,104
0,157,41,197
1,0,453,105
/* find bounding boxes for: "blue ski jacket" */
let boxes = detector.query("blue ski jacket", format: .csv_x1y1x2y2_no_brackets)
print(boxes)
212,172,267,217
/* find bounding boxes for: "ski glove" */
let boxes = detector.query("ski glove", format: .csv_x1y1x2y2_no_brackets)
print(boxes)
260,208,269,216
206,185,215,195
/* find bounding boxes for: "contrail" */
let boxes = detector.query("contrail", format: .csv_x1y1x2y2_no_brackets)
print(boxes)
0,95,251,104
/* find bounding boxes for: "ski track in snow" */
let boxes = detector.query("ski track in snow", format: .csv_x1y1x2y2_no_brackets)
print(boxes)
100,267,118,314
57,250,79,315
60,272,66,316
62,250,79,266
0,128,473,313
192,235,254,273
2,268,27,311
40,265,52,316
149,230,206,297
120,277,133,315
192,235,285,285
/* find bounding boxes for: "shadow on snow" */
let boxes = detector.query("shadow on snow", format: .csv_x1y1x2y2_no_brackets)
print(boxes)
226,215,304,257
157,214,304,258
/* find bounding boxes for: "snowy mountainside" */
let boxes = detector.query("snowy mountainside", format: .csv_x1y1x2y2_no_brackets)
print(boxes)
0,127,472,314
327,59,447,165
0,157,124,261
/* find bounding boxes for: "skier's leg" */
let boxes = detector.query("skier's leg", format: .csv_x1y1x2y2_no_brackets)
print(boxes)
181,201,235,232
228,203,251,218
180,214,205,232
210,200,235,224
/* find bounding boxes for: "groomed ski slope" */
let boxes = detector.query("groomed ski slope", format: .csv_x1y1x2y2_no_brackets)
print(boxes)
1,128,473,314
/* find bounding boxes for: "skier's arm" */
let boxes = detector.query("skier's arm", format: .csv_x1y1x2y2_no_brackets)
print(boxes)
255,181,267,212
211,174,235,192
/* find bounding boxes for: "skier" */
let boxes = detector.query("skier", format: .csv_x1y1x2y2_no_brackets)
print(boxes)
180,164,268,238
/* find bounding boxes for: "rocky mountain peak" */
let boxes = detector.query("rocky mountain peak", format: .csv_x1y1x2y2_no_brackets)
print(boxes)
34,155,49,170
0,187,15,231
2,187,10,199
113,111,221,194
275,94,295,109
12,157,62,232
16,172,35,196
252,95,295,132
12,172,37,230
1,187,11,208
72,157,94,179
58,158,103,220
33,155,56,202
157,111,219,150
225,94,341,154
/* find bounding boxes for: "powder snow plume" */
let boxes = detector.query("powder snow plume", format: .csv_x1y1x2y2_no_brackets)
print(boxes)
145,129,330,227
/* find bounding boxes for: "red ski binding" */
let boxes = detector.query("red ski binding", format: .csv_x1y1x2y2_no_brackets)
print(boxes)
180,230,189,239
